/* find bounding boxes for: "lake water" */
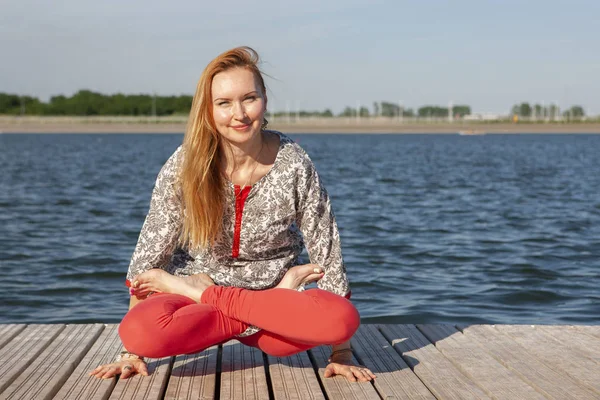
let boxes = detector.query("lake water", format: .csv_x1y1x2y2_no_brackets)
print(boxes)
1,133,599,325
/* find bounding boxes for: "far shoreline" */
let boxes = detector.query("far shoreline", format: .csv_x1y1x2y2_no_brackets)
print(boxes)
2,116,600,134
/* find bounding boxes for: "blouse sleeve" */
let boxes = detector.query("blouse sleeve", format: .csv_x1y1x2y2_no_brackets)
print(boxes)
126,147,184,281
295,157,350,298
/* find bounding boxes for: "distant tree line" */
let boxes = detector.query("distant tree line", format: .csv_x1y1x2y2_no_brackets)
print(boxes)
0,91,589,120
267,109,334,118
340,102,471,118
0,90,192,116
510,102,585,119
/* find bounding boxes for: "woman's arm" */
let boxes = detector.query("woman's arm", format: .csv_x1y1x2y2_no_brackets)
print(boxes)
91,148,185,380
295,156,374,381
89,296,148,380
295,158,349,298
324,340,376,382
126,147,184,282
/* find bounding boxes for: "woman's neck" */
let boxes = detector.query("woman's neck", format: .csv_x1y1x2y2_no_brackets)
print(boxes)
221,132,265,185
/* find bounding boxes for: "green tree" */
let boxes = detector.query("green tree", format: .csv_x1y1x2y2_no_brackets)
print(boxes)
563,105,585,118
418,106,448,118
0,93,22,114
339,106,357,117
511,102,532,117
452,105,471,117
380,102,400,117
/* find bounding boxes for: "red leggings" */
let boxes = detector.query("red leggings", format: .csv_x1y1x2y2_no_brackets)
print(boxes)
119,286,360,358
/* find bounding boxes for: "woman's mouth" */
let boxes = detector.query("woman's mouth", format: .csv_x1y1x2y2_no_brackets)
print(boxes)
231,124,251,131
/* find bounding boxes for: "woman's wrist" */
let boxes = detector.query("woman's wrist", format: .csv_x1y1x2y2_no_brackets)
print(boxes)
328,348,353,363
116,350,144,363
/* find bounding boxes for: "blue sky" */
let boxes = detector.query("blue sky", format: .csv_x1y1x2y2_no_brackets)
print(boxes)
1,0,598,115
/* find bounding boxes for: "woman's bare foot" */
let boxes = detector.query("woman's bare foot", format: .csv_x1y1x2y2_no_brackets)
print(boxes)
183,273,215,290
132,269,211,301
276,264,324,290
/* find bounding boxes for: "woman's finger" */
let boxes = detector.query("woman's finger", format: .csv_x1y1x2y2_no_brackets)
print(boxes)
120,364,135,379
100,366,118,379
137,362,149,376
343,368,357,382
354,369,370,381
90,365,109,377
359,367,376,381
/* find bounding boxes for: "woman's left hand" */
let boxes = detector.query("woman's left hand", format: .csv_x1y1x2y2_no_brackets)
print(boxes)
324,361,376,382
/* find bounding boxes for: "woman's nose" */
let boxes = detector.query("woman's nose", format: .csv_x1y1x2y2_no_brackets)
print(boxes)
232,102,246,119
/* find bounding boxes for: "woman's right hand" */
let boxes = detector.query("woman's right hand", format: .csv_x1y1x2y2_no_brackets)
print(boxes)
89,359,148,380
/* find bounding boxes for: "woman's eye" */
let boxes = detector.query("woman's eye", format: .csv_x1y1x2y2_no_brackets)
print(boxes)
218,101,229,106
244,96,256,102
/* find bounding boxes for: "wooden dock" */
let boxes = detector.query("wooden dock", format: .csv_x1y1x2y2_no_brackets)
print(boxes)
0,323,598,399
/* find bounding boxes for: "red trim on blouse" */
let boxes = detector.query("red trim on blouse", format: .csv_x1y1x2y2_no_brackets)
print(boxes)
232,185,252,258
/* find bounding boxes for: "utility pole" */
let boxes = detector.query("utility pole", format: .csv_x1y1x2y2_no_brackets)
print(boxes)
399,101,403,123
448,101,453,123
152,93,157,120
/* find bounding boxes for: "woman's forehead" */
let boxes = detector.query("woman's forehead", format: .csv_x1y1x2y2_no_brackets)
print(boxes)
212,68,260,98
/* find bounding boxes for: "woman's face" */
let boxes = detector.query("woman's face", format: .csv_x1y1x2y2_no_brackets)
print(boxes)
211,67,266,145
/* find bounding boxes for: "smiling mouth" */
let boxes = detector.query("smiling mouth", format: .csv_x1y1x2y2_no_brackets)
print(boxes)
231,124,251,130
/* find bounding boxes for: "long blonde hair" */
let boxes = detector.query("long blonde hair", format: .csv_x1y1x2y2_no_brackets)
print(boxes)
179,46,267,249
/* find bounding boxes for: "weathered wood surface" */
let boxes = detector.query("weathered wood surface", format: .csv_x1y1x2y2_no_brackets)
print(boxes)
0,323,598,400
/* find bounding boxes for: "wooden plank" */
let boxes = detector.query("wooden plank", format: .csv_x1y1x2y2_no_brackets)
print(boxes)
108,355,173,400
220,340,270,400
53,324,122,400
577,325,600,340
164,345,219,400
0,324,65,395
417,324,546,400
495,325,600,395
2,324,104,400
458,324,597,399
0,324,26,350
536,325,600,361
267,351,324,400
351,325,435,399
308,345,379,400
379,324,489,399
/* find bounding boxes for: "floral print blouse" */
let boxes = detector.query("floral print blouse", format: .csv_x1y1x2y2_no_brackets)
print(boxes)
126,131,350,335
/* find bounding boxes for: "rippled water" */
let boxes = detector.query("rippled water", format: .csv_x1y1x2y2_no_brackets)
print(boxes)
1,133,599,325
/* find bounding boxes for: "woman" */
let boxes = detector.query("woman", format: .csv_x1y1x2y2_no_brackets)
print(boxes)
90,47,375,383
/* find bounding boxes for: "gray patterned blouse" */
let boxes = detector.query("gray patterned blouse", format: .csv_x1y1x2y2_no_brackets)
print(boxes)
126,132,350,335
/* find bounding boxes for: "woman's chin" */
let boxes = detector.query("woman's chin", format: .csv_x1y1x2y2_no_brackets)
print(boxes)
220,127,262,144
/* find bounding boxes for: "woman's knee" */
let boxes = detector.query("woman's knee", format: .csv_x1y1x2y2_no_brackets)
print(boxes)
312,293,360,343
118,294,194,357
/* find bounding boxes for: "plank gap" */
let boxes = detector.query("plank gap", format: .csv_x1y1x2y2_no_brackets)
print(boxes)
261,352,275,400
214,344,223,400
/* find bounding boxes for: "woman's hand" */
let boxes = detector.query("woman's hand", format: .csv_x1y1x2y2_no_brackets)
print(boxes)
89,359,148,380
324,348,376,382
324,360,376,382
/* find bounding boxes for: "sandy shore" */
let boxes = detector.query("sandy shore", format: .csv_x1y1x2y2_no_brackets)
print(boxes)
2,116,600,134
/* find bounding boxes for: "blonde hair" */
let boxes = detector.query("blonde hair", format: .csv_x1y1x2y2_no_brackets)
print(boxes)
179,46,267,249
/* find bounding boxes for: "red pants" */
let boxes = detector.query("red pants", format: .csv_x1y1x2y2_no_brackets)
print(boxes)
119,286,360,358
